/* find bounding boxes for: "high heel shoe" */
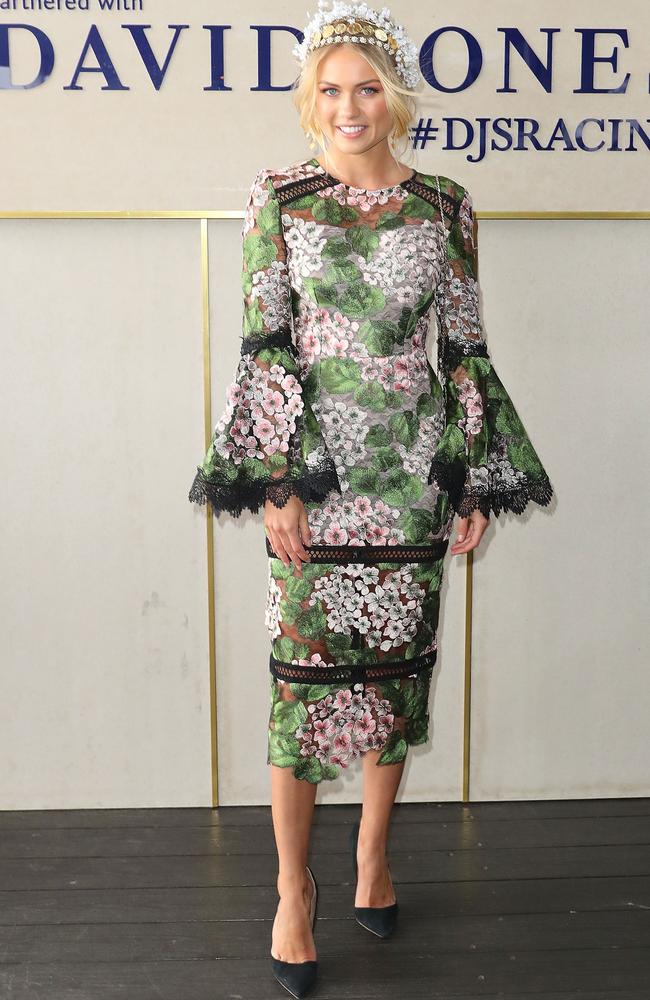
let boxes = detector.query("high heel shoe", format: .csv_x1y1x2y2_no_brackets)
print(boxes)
270,864,318,999
349,817,399,938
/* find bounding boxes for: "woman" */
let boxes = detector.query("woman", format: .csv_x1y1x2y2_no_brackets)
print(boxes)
189,2,554,996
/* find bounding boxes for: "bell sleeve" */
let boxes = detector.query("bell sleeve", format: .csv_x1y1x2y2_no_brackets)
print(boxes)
188,168,341,518
428,185,554,520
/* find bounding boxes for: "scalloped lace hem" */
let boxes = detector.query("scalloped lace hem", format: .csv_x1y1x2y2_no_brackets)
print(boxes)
429,458,554,519
188,464,341,519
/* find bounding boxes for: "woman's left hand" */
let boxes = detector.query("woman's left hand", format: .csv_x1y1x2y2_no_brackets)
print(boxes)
450,509,490,555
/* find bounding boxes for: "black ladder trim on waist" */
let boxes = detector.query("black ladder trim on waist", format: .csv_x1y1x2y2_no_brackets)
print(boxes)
269,648,437,686
265,538,449,563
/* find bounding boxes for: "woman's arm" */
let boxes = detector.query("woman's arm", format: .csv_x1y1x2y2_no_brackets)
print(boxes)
188,168,339,522
430,185,554,523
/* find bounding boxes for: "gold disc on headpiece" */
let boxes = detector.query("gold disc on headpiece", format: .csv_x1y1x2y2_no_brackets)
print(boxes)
374,27,388,42
334,21,348,34
311,29,322,46
388,35,398,51
321,23,335,38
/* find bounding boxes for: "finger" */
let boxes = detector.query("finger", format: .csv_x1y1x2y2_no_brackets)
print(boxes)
299,509,312,550
453,516,469,544
287,527,311,563
451,515,486,554
278,531,305,577
451,517,477,553
268,527,291,568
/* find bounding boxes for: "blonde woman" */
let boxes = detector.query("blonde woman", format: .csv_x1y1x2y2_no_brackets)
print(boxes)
189,2,553,996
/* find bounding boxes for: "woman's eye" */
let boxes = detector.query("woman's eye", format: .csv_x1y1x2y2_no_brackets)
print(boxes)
320,87,379,96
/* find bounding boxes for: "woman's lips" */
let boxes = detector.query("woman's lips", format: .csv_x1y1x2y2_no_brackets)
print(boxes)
336,125,368,138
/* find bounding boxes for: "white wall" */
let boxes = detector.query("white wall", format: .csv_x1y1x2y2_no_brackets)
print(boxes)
0,219,213,807
469,216,649,800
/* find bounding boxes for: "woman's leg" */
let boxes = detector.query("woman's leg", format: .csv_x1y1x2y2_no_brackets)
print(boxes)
356,749,406,906
269,763,318,962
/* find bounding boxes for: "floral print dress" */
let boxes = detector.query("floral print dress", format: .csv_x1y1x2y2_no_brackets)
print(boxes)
188,157,554,784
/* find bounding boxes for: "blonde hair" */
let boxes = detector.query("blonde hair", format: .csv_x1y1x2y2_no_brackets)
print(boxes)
291,41,423,169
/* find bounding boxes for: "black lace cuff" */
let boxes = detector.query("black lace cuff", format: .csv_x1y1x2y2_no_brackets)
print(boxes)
429,456,553,519
455,479,553,519
265,480,302,509
263,463,344,510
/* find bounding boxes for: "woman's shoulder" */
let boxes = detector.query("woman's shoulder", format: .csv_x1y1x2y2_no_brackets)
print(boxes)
414,168,468,206
246,161,472,213
247,158,317,193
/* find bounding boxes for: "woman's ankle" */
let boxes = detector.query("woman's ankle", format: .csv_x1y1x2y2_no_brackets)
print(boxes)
277,867,310,898
358,815,389,849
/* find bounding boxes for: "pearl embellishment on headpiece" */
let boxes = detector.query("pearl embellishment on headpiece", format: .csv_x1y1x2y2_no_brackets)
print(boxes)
292,1,421,90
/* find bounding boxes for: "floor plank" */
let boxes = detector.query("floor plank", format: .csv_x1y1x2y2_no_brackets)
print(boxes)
0,800,648,998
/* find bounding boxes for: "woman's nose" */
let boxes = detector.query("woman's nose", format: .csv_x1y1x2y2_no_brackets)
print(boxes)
340,97,359,115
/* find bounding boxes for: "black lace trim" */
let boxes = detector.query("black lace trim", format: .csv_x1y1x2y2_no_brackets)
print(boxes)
240,328,297,358
265,480,302,509
427,455,467,507
188,462,341,520
402,177,459,223
265,537,449,563
269,648,437,686
428,457,554,519
275,172,342,206
440,338,491,378
274,170,460,224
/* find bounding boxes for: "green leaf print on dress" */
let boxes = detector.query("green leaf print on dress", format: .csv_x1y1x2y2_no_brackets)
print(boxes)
189,158,554,784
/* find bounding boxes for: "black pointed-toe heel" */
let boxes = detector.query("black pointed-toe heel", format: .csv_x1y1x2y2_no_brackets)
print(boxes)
350,817,398,939
270,864,318,999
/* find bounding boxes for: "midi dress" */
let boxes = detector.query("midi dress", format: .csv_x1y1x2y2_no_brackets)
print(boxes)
188,156,554,784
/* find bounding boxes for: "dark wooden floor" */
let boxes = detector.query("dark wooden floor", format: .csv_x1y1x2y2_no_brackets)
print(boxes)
0,798,649,999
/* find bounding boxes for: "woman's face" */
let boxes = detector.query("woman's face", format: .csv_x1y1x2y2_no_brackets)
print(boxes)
314,45,392,155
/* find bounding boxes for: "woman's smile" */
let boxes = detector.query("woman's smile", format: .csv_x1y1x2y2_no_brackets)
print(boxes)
337,124,368,138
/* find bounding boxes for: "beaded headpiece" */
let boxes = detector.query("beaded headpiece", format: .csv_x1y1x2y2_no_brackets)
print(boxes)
292,1,421,90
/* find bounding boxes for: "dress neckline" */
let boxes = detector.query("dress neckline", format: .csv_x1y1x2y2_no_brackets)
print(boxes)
307,157,417,193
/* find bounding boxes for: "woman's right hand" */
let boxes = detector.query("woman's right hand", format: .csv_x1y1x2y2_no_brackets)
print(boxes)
264,495,312,577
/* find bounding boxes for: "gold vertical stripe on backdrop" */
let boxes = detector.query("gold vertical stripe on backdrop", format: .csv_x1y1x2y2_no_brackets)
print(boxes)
2,209,645,809
463,553,474,802
461,210,480,804
200,218,219,809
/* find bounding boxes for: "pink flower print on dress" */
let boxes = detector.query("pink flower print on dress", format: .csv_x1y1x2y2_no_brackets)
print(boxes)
296,684,396,767
457,376,484,440
291,652,337,669
366,523,392,544
299,330,321,366
253,417,278,450
323,523,349,544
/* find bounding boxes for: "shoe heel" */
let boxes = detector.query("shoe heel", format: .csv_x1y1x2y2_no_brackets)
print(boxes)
350,817,399,939
270,865,318,999
306,865,318,930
